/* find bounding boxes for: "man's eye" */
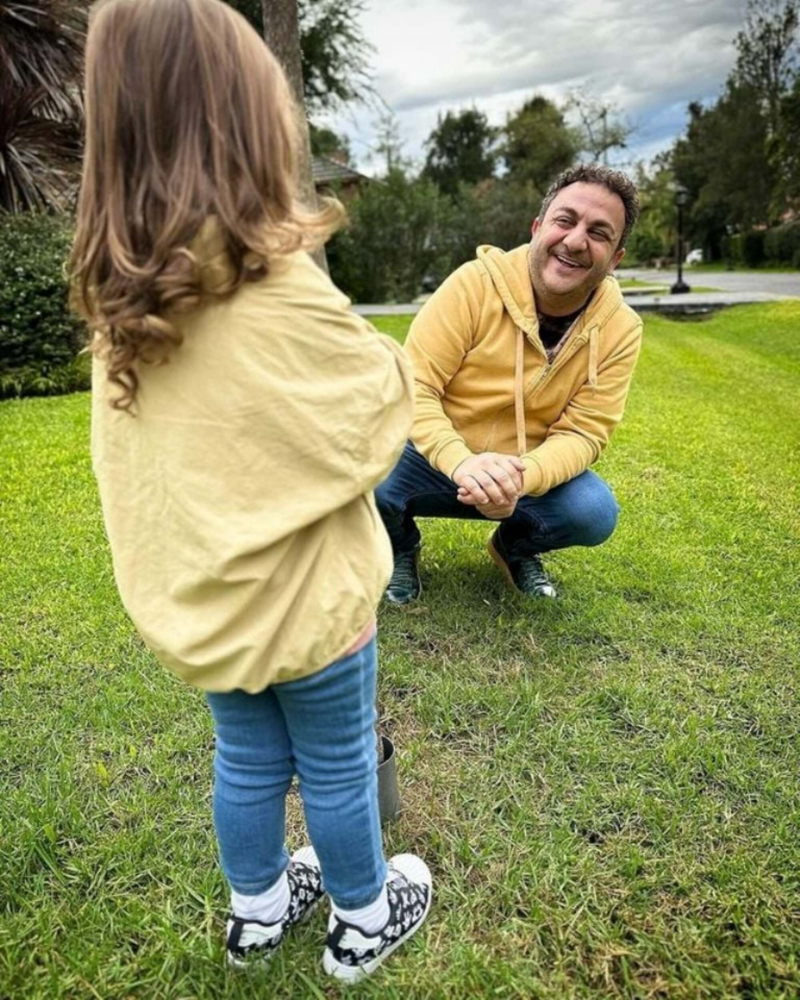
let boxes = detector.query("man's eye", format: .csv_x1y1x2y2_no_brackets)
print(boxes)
555,217,572,225
591,230,610,241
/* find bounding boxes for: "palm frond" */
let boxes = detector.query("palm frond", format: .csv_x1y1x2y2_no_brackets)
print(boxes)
0,1,86,115
0,1,86,211
0,65,82,211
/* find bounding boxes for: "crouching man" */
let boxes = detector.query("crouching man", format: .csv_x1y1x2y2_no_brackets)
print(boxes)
376,165,643,602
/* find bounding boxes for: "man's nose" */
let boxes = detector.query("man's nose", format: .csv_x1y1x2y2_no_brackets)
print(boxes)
562,226,589,253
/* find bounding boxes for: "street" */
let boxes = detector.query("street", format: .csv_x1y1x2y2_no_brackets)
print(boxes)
620,267,800,297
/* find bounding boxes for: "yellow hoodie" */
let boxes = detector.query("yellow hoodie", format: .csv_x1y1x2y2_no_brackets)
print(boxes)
405,244,643,495
91,223,413,693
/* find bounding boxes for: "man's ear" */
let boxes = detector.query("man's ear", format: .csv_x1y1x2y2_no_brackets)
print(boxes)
610,246,626,272
531,217,541,237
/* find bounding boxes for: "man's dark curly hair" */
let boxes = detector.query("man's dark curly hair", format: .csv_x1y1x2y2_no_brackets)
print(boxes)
537,164,640,250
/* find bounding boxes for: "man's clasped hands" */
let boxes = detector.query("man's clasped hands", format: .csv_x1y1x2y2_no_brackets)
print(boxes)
453,452,527,520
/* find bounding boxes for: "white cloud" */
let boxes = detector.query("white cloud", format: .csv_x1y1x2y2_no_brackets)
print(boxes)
321,0,750,174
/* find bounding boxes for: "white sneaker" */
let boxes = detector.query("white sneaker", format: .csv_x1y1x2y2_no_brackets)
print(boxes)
322,854,432,983
226,846,324,968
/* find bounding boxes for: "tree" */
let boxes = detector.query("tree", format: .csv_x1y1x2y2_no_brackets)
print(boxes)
0,0,86,212
565,88,633,164
422,109,496,197
732,0,799,136
297,0,373,114
309,124,351,164
629,157,676,262
501,96,580,195
370,109,406,176
671,85,775,258
226,0,373,114
773,76,800,211
260,0,316,215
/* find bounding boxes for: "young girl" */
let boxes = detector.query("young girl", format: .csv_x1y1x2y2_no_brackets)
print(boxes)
72,0,431,982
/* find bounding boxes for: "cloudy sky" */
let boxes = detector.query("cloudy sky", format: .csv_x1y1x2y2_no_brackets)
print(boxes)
321,0,750,175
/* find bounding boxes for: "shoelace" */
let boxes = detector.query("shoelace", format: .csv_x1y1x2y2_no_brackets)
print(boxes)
391,552,418,589
515,555,552,592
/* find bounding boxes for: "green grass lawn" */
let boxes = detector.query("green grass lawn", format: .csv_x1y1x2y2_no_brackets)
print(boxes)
1,303,799,999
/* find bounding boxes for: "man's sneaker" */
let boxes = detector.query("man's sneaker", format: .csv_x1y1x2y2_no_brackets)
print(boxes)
488,530,557,598
226,846,324,968
385,547,421,605
322,854,432,983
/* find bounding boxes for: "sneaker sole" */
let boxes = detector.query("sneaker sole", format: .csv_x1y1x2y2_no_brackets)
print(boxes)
321,854,432,985
384,579,422,605
227,897,322,969
228,846,324,969
321,888,432,983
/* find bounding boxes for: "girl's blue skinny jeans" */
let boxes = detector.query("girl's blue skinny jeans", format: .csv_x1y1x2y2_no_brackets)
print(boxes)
205,637,387,909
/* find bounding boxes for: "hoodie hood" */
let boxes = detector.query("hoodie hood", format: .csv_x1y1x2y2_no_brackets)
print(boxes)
475,243,627,347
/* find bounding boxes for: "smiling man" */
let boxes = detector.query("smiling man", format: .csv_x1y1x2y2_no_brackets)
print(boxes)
375,165,643,602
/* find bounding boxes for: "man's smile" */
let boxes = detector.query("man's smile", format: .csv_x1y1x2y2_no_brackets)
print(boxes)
551,251,588,271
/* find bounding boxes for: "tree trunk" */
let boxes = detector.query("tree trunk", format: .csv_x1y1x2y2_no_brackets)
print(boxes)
261,0,328,271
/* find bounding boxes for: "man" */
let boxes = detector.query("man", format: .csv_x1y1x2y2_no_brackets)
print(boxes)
375,164,643,603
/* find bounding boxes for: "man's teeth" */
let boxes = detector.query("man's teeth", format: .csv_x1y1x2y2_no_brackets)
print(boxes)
555,255,583,269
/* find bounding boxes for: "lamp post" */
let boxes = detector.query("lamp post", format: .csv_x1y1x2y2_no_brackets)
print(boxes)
671,185,691,294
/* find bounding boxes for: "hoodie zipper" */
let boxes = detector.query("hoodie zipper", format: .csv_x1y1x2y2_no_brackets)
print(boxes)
525,328,590,401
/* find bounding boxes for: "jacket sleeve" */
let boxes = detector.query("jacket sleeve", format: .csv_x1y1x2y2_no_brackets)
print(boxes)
245,288,415,534
289,317,414,508
521,320,643,496
403,262,484,477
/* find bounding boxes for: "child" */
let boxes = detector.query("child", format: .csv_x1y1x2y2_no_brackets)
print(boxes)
71,0,431,982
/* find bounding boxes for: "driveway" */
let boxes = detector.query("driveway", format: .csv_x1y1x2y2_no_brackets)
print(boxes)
620,267,800,297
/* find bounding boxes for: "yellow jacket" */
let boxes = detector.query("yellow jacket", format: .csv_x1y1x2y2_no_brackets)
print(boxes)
91,223,413,692
406,244,643,495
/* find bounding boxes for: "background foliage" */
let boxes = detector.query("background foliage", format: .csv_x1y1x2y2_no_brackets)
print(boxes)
0,213,88,399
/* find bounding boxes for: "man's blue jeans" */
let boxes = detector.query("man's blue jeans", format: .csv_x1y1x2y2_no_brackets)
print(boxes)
205,638,387,909
375,442,619,558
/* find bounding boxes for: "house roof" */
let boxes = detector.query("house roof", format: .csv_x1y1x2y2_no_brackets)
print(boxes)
312,156,370,186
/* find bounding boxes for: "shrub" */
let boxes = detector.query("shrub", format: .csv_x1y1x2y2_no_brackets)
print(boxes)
764,221,800,265
627,231,664,266
0,212,88,399
450,179,539,263
742,229,766,268
721,233,743,264
327,171,458,302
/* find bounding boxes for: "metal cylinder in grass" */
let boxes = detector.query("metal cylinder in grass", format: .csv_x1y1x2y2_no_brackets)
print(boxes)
377,733,401,823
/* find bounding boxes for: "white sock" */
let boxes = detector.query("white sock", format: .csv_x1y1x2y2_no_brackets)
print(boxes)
231,872,290,925
332,884,390,934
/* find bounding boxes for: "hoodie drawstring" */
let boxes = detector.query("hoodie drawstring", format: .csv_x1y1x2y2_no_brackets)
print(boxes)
514,327,527,457
588,325,599,393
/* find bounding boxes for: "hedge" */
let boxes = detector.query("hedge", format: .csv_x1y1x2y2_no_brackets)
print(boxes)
0,212,89,399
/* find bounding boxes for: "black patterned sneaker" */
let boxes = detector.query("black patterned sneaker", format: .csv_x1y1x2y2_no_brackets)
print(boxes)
322,853,432,983
226,846,324,968
385,547,422,605
488,530,557,598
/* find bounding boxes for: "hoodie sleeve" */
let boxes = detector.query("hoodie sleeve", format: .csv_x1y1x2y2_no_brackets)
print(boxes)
225,265,416,540
266,314,415,526
521,320,642,496
404,262,485,477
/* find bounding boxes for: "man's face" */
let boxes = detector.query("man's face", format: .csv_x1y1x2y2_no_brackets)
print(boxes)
529,182,627,307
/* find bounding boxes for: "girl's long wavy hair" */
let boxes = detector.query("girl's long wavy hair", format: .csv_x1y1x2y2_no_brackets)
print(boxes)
71,0,342,411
